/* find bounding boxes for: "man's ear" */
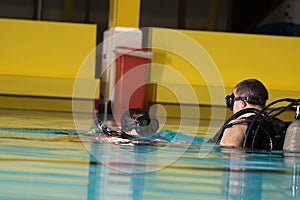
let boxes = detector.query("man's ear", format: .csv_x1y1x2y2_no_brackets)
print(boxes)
238,100,247,109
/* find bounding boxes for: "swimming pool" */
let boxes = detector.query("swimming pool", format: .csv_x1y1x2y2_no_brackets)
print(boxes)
0,109,299,200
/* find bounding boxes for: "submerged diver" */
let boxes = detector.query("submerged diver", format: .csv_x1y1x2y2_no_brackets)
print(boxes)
91,108,207,145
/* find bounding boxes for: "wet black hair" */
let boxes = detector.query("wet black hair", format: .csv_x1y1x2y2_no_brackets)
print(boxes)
234,79,268,106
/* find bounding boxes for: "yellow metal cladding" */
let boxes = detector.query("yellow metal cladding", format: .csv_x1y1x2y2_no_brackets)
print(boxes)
0,18,98,104
150,28,300,105
0,18,96,79
108,0,141,28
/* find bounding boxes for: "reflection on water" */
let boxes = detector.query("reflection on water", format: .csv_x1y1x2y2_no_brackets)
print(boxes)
0,109,300,200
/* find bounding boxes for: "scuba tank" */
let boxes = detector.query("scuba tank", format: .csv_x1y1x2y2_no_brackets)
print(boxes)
283,120,300,152
283,103,300,152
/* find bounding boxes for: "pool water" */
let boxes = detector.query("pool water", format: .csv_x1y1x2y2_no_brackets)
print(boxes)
0,109,300,200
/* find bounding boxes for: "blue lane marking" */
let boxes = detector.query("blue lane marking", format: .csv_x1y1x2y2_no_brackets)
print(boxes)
0,127,81,135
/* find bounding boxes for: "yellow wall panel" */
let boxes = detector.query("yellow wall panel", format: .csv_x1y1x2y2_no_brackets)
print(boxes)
150,28,300,105
0,74,99,99
151,49,205,85
151,28,299,91
0,18,99,106
181,30,300,91
0,18,97,79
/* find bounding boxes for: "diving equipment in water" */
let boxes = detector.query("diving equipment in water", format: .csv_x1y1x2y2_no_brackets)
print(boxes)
91,108,159,138
121,108,159,137
92,119,122,136
244,98,299,150
216,98,299,150
284,101,300,152
284,120,300,152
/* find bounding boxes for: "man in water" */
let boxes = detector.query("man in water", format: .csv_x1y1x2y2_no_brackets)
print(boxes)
208,78,269,147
